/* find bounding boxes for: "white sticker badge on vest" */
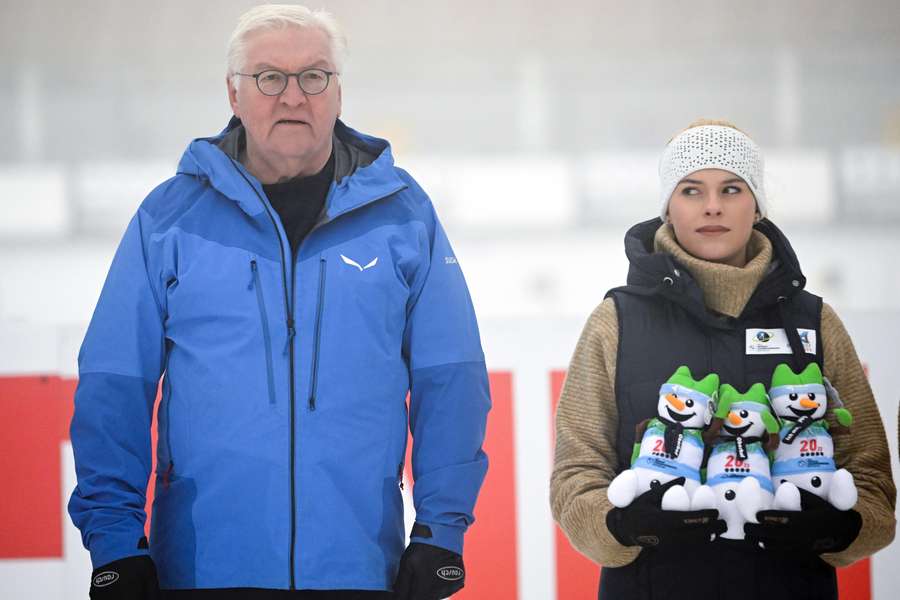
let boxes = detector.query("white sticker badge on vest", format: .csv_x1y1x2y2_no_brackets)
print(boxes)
745,328,816,355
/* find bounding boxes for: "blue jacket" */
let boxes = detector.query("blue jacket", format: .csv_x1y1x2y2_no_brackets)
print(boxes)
68,119,491,591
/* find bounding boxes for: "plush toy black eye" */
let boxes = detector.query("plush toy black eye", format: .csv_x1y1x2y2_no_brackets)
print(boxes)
686,399,694,408
808,393,816,401
789,393,798,401
739,410,749,418
650,479,661,489
780,479,787,484
725,490,736,501
811,476,822,488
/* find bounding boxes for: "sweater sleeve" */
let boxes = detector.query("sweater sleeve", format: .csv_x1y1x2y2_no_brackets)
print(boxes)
819,303,896,567
550,298,641,567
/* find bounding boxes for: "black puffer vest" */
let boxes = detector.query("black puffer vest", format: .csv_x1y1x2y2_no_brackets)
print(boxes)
599,218,836,600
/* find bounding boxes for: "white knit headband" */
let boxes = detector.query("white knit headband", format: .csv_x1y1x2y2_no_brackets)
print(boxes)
658,125,766,219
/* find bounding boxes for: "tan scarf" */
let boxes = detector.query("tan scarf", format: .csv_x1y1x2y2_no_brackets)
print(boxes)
654,224,773,318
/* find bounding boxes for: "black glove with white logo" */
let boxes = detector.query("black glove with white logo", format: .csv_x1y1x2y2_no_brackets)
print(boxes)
89,555,160,600
744,488,862,554
606,477,726,550
392,542,465,600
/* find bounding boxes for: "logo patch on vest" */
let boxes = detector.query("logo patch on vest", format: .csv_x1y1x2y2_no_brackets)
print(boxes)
745,328,816,355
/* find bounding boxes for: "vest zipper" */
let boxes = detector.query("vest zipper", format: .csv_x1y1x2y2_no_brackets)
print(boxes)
250,259,277,406
308,257,327,411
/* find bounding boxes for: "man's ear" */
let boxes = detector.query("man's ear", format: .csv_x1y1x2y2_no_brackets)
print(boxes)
336,80,342,118
227,75,240,117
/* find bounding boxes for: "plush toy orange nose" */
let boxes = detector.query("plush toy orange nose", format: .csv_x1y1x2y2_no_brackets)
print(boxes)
727,412,743,425
799,398,818,409
666,394,686,411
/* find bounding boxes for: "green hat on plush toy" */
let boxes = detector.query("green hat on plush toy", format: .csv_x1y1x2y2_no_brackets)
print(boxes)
770,362,823,389
715,382,779,433
769,362,852,426
664,366,719,399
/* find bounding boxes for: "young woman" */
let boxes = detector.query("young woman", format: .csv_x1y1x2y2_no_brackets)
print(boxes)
550,120,896,600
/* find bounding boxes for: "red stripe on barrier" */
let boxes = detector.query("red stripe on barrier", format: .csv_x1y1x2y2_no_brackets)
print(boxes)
837,558,871,600
0,376,74,558
550,370,601,599
452,371,518,599
145,386,161,536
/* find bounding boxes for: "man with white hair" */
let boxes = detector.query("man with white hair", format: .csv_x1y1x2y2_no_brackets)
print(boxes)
68,5,490,599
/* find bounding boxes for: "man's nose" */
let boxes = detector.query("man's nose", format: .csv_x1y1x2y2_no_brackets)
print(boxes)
279,76,308,106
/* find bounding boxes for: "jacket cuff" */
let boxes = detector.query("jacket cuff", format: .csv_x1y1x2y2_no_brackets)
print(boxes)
87,530,151,570
410,521,465,556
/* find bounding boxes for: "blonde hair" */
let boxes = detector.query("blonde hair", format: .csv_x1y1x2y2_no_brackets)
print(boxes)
670,118,750,143
227,4,347,83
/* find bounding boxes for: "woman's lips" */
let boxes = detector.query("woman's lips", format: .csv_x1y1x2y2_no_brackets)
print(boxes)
696,225,730,234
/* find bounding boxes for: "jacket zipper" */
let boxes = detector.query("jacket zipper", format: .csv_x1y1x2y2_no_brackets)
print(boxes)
229,160,405,589
308,257,327,411
250,259,277,405
231,161,298,590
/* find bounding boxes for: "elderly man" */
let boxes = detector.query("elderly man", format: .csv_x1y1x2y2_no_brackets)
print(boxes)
68,5,490,599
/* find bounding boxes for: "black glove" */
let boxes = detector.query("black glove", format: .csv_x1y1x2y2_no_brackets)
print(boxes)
606,477,726,550
393,542,465,600
744,488,862,554
90,555,160,600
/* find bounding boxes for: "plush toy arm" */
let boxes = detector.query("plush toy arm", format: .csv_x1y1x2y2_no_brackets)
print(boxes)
834,408,853,427
634,418,651,441
630,443,642,466
761,411,780,434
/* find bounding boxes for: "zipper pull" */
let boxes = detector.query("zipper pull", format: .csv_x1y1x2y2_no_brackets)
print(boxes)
248,259,257,289
284,317,296,354
308,394,316,411
397,463,405,490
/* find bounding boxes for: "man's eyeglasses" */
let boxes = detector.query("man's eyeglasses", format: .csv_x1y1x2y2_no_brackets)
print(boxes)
234,68,338,96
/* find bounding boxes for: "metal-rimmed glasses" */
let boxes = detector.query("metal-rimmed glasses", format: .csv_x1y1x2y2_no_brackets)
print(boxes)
234,68,338,96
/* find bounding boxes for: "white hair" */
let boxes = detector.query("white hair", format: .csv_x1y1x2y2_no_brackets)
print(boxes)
227,4,347,86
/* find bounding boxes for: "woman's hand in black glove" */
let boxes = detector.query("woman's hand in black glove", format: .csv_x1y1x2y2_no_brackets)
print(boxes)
606,477,726,550
90,555,160,600
392,542,465,600
744,488,862,554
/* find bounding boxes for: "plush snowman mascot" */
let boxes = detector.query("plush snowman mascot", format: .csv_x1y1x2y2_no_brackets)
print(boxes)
607,366,718,512
769,362,857,511
692,383,779,539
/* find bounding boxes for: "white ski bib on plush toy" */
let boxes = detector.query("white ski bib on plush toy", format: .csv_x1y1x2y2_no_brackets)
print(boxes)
773,422,835,474
706,442,774,493
632,420,705,481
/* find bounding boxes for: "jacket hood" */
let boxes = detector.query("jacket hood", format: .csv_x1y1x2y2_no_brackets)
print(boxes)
175,117,406,219
614,217,808,326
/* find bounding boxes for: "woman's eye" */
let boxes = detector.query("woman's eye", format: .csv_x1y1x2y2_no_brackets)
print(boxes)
681,187,700,196
722,185,742,194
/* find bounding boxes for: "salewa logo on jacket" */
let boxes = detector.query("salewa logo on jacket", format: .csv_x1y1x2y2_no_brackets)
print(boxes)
340,254,378,271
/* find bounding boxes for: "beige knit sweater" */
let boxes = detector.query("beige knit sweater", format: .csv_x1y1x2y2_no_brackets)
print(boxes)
550,225,897,568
